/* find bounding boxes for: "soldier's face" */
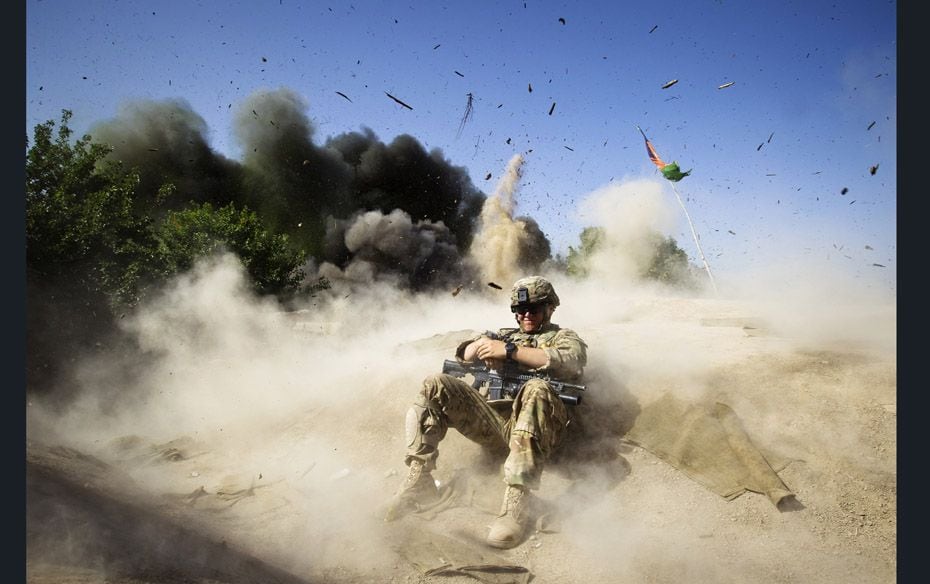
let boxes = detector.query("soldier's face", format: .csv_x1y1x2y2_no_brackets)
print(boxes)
513,303,552,332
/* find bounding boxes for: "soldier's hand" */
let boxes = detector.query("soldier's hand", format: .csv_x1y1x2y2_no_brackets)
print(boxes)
473,337,505,361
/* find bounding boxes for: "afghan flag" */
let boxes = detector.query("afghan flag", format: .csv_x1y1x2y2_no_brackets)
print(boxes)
637,125,691,182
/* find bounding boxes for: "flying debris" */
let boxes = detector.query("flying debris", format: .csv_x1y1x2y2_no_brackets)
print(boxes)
870,164,879,175
451,285,463,296
865,245,874,250
506,138,512,144
548,102,556,115
728,230,736,235
147,148,159,152
872,263,886,268
649,24,658,33
767,132,774,143
867,121,876,130
456,93,474,139
563,145,574,151
454,70,464,77
262,57,267,62
757,143,764,151
841,187,849,195
558,17,566,24
485,172,492,180
528,83,533,93
384,91,414,110
717,81,735,89
661,79,679,89
433,44,441,49
335,91,352,102
487,282,503,290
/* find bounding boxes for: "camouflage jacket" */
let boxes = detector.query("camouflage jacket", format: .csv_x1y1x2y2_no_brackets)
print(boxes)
454,322,587,382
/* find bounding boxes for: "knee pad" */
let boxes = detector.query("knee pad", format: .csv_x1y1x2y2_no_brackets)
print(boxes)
405,404,428,449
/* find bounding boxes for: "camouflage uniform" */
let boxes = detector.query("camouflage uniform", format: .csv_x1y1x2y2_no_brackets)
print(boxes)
404,322,587,488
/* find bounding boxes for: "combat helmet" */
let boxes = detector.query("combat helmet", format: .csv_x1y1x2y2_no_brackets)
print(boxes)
510,276,560,308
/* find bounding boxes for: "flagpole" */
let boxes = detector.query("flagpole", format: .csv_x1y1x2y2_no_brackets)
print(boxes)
635,124,719,296
668,181,719,296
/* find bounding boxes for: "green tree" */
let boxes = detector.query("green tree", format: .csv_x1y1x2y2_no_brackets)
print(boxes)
154,202,307,296
565,226,606,278
565,225,698,288
26,111,158,393
642,232,698,289
26,111,311,395
27,111,158,305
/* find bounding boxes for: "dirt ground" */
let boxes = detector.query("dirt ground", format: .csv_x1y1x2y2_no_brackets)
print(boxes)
25,294,896,583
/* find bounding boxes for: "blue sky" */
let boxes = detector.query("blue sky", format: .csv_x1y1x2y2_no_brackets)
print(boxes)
26,0,897,294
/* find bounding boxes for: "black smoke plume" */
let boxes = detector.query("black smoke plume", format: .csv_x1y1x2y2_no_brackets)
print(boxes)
89,88,491,288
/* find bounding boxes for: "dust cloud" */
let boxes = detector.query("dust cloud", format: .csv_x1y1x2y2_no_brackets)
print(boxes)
467,153,552,291
26,170,895,582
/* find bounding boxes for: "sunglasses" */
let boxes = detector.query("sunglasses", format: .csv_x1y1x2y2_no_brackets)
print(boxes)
511,303,545,315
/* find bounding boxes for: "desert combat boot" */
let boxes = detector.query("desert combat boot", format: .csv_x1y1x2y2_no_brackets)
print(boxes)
486,484,531,548
384,458,440,521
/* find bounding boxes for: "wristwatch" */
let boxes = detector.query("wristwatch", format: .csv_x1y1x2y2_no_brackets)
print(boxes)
504,341,517,361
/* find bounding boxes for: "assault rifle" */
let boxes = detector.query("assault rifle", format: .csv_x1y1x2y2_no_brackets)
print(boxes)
441,359,586,406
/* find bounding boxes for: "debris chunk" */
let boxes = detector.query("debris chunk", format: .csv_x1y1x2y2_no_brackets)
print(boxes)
717,81,735,89
384,91,413,110
487,282,503,290
649,25,658,33
869,164,879,175
335,91,352,102
456,93,474,139
548,102,556,115
661,79,678,89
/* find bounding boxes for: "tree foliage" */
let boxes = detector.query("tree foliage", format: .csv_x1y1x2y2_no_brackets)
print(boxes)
25,111,309,393
154,203,306,296
565,226,606,278
565,225,699,288
26,110,157,306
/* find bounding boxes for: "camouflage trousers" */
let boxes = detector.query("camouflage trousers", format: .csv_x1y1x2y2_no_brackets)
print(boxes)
404,373,570,489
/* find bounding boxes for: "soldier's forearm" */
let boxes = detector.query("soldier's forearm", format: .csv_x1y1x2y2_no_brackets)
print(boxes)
511,346,548,369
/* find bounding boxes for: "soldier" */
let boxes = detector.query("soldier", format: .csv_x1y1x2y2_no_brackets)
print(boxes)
385,276,588,549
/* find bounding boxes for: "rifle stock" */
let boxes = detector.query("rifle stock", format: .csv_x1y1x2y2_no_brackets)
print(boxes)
441,359,585,406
